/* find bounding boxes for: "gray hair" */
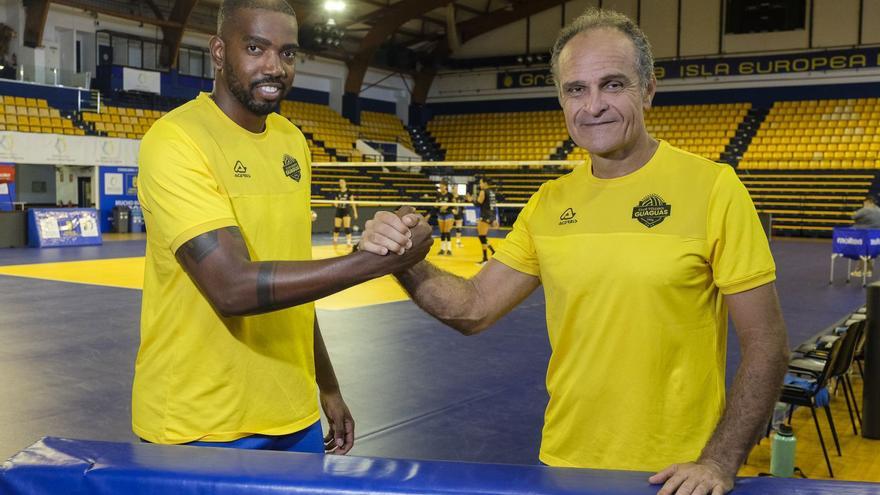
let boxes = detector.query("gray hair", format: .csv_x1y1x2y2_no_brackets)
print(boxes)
217,0,296,36
550,8,654,91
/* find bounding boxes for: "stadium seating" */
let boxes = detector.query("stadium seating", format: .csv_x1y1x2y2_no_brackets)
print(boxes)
311,166,437,205
0,96,85,135
741,98,880,170
360,110,413,149
428,110,568,161
738,170,876,237
279,100,363,162
80,105,163,139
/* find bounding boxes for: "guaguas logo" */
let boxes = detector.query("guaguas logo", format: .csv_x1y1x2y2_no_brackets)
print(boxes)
632,194,671,228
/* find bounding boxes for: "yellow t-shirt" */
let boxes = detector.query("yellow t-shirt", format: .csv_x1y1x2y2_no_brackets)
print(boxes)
133,93,319,444
493,141,775,471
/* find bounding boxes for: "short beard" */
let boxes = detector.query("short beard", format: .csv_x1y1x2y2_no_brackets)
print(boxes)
223,59,281,116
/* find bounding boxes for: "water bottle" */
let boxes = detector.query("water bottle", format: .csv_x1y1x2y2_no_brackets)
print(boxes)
770,424,796,477
771,402,787,430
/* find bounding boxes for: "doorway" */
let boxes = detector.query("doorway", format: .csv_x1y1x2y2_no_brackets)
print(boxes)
77,176,92,207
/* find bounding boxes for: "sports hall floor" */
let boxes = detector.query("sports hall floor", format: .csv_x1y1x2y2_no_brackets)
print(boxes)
1,232,879,482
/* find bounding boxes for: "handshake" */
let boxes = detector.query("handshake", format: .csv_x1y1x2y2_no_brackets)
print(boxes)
356,206,434,273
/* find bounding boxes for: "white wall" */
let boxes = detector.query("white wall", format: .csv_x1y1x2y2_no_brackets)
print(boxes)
454,0,602,59
456,20,527,58
451,0,879,60
813,0,859,47
564,0,600,24
640,0,678,59
863,0,880,44
602,0,638,20
680,0,720,57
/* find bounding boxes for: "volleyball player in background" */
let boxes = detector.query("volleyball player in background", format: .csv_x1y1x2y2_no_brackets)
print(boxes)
435,182,455,255
452,190,465,248
475,177,497,264
333,179,358,249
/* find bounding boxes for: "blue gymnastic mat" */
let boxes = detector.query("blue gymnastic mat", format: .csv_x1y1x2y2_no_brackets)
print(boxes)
2,437,879,494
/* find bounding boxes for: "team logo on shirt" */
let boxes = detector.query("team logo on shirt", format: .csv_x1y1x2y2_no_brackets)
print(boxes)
233,160,250,178
283,154,301,182
632,194,671,228
559,207,578,225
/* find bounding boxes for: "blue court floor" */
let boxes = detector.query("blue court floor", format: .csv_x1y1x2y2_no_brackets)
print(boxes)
0,236,867,464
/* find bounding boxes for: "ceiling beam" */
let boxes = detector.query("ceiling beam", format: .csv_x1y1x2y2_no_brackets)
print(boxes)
450,2,482,16
159,0,199,67
141,0,165,21
458,0,562,44
345,0,454,94
24,0,51,48
411,0,563,104
51,0,215,34
354,0,447,29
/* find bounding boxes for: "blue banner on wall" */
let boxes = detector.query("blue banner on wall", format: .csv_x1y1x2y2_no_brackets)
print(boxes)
27,208,102,248
496,47,880,89
99,166,140,232
655,46,880,80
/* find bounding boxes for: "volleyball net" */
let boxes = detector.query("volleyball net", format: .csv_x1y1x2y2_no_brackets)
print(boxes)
310,160,580,226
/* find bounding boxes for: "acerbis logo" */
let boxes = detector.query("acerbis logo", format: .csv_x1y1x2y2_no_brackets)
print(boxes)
234,160,250,178
559,207,578,225
632,194,671,228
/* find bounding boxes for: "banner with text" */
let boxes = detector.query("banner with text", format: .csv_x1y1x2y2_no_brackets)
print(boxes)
496,47,880,89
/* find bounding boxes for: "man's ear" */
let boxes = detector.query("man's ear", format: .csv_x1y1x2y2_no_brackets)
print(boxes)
642,73,657,110
209,35,225,72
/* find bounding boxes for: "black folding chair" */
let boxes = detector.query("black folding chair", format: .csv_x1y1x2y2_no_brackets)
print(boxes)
779,337,845,478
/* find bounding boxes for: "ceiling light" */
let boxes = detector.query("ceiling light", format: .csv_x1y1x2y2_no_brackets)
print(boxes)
324,1,346,13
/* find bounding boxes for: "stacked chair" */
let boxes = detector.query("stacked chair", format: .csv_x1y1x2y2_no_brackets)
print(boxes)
777,313,866,477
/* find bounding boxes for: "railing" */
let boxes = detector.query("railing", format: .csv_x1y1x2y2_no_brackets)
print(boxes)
13,64,91,89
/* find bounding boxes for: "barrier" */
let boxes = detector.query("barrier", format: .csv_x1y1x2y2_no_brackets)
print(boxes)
26,208,102,248
2,437,878,495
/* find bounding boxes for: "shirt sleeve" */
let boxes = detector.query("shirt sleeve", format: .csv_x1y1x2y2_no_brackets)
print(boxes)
706,166,776,294
492,185,543,277
138,120,237,253
854,208,867,223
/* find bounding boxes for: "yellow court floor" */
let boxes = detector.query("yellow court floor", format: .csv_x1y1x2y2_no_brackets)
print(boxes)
0,237,493,310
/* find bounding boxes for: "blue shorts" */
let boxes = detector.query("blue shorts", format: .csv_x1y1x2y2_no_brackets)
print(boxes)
144,421,324,453
438,213,454,221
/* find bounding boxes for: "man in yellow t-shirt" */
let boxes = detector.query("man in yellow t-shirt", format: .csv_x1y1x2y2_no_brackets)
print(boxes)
133,0,431,454
360,8,789,495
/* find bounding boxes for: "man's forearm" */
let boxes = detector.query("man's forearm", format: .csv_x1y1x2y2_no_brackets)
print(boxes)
230,251,420,315
221,251,408,316
395,261,489,335
698,330,789,475
177,227,431,317
313,320,340,393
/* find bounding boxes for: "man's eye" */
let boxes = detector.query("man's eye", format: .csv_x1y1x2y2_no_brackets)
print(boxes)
247,45,260,53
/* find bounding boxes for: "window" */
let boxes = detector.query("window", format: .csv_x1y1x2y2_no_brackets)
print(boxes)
725,0,806,34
